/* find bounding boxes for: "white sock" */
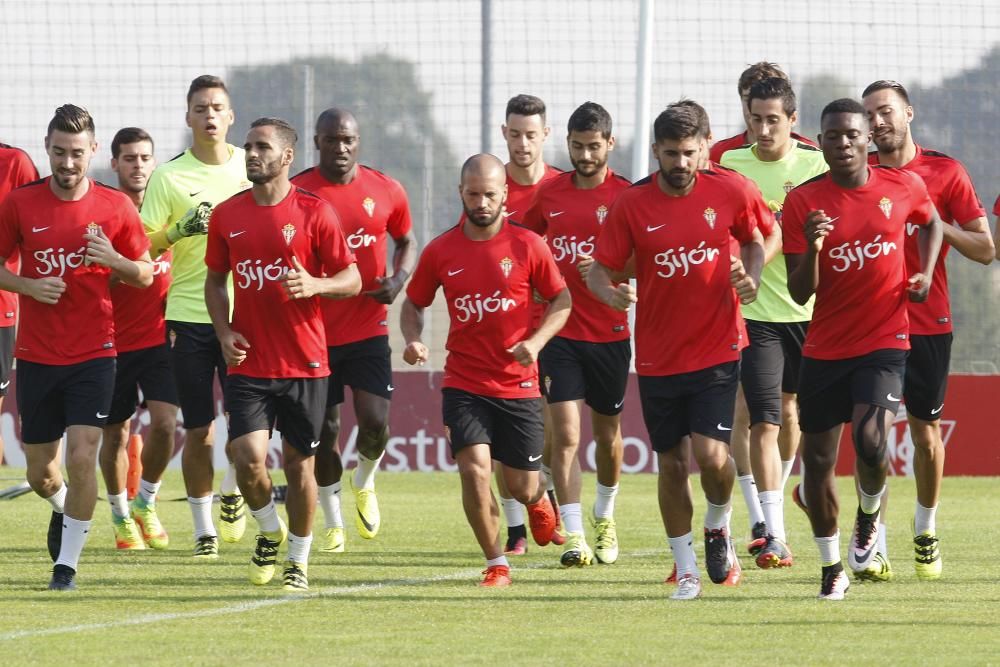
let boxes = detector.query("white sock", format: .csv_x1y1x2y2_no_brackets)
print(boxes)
668,533,699,578
220,464,240,495
353,452,383,490
108,491,129,519
318,482,344,529
593,482,618,519
877,521,888,557
138,478,161,505
45,484,67,513
501,496,525,528
859,485,885,515
914,502,937,535
559,502,583,534
486,554,509,568
704,500,731,531
815,533,841,567
188,495,216,538
780,459,795,489
250,500,281,534
56,515,91,570
541,464,555,492
286,532,312,565
758,490,785,541
738,474,765,527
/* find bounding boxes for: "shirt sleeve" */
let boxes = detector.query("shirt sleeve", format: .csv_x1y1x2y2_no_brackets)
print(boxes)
140,168,175,233
203,207,229,273
528,234,566,300
405,240,441,308
592,195,634,272
781,188,808,255
386,178,413,239
903,170,934,227
731,178,766,242
944,162,986,226
13,151,39,185
113,198,152,260
315,203,357,276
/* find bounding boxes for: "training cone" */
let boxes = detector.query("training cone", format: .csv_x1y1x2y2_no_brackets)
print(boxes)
126,434,144,500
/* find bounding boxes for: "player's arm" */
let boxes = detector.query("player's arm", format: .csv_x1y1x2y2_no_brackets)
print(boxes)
785,210,834,305
507,287,571,367
283,256,361,300
733,226,765,304
908,204,944,303
0,257,66,304
84,227,154,288
400,297,429,366
762,218,783,264
205,267,248,367
586,260,636,312
364,229,418,305
942,216,994,265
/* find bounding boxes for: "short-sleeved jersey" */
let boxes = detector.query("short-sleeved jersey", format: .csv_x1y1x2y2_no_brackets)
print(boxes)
504,164,562,224
111,250,171,352
722,142,829,322
291,166,412,346
867,146,985,335
710,130,816,165
594,168,760,377
0,144,40,327
406,221,566,399
205,187,356,379
521,169,631,343
141,146,249,324
783,166,934,360
0,178,150,365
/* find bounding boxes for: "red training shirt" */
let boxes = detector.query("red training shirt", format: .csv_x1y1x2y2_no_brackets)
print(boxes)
783,166,934,360
0,178,150,365
111,250,172,352
204,187,356,379
291,166,412,346
709,130,816,165
406,220,566,399
0,144,40,328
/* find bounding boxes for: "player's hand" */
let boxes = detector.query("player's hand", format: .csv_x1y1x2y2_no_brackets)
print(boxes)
219,329,250,367
576,253,594,280
25,276,66,304
169,202,213,241
363,274,404,305
907,272,931,302
403,341,429,366
804,209,835,252
83,226,121,268
507,338,541,367
283,256,318,299
730,255,758,304
606,282,636,312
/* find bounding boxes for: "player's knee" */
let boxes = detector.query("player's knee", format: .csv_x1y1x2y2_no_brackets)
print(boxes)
781,397,798,426
657,450,688,481
26,467,58,495
801,439,836,472
185,424,212,448
852,406,889,468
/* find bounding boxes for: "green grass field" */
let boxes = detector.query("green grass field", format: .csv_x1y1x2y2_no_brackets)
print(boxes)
1,471,998,665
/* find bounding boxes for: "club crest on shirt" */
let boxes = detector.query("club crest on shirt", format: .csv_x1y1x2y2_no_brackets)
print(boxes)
879,196,893,219
783,181,795,194
596,204,608,225
362,197,376,218
703,207,717,229
282,223,296,246
499,256,513,278
86,221,101,236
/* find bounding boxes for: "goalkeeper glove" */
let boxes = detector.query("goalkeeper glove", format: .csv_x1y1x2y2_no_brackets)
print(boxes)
166,202,213,243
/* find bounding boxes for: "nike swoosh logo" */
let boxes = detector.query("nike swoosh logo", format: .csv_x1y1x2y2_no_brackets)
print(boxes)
886,393,901,402
189,190,204,197
387,384,394,391
310,440,320,449
32,226,50,233
96,412,109,419
549,211,565,217
357,507,377,533
717,423,732,431
853,542,876,566
528,454,542,462
931,404,943,415
0,380,9,390
230,231,246,238
447,268,464,276
646,224,665,232
502,211,516,218
614,399,624,409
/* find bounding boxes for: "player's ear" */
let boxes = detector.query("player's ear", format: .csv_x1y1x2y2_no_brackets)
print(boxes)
904,105,914,124
789,111,798,128
500,124,509,140
608,135,616,151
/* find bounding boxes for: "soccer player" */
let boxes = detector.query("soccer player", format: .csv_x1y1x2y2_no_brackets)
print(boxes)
291,108,417,552
588,101,765,600
0,141,39,467
0,105,154,590
205,118,360,591
521,102,631,567
97,127,179,551
861,80,993,580
142,75,251,558
783,98,943,600
720,77,829,568
709,62,816,164
401,154,568,587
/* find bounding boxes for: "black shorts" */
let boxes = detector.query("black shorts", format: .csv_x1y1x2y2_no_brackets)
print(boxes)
740,320,808,426
539,336,630,415
108,343,179,424
637,361,740,452
168,321,227,429
441,388,544,470
797,349,907,434
224,374,328,456
16,357,116,444
904,333,952,422
0,326,14,397
327,335,393,407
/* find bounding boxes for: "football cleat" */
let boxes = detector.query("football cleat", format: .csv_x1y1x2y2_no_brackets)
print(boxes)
112,512,146,550
504,533,528,556
319,526,345,553
664,563,678,584
755,535,794,569
479,564,512,587
526,495,557,546
249,521,287,585
670,574,701,600
219,493,247,543
560,531,594,568
47,511,64,562
847,506,880,573
855,552,894,582
48,564,77,591
818,563,850,600
705,528,741,585
353,482,381,540
747,521,768,557
281,561,309,591
914,529,942,580
592,514,619,564
193,534,219,559
130,496,169,549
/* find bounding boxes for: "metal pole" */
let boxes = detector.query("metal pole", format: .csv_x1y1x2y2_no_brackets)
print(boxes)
631,0,654,181
302,64,315,168
480,0,493,154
